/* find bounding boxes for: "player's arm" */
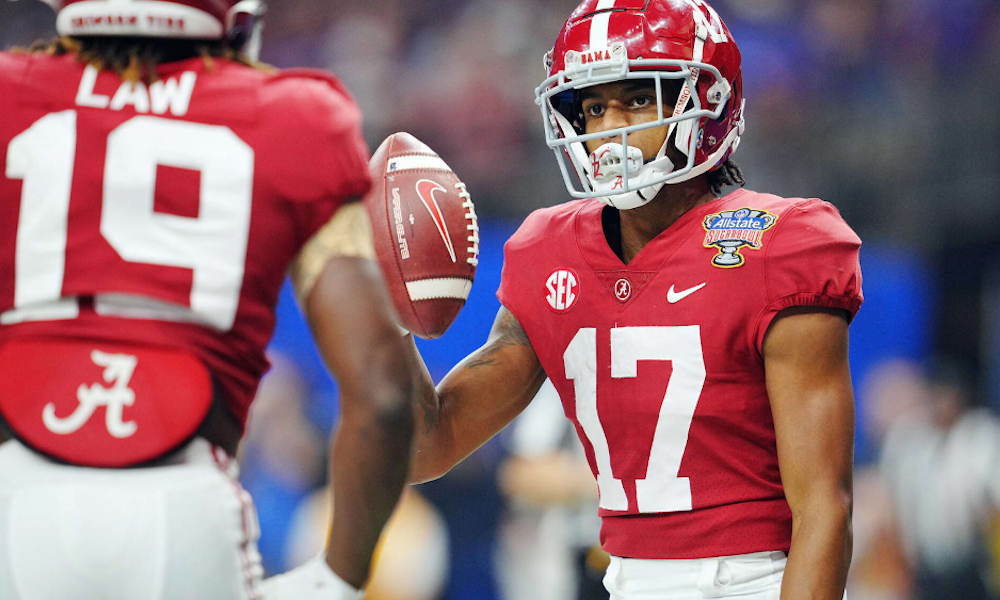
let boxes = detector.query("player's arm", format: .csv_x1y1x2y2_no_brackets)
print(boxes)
764,306,854,600
273,202,417,595
408,305,548,484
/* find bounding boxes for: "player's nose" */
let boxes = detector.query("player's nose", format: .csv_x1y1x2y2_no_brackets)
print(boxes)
596,105,630,142
601,105,630,130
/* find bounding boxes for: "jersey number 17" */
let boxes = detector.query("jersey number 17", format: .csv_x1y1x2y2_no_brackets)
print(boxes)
564,325,706,514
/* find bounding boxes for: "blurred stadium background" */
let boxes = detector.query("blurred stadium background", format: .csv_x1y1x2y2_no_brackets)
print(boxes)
3,0,999,598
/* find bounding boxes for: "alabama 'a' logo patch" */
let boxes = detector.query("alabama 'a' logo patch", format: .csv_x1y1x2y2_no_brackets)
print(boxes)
545,269,579,313
703,208,777,268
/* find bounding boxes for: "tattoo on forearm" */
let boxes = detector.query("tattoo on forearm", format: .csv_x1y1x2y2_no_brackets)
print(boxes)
466,310,531,370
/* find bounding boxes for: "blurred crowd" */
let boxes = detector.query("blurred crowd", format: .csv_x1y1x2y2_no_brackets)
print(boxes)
852,359,1000,599
3,0,998,236
3,0,999,598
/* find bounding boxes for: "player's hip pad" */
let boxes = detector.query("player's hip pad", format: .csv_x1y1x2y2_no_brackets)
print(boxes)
0,339,213,467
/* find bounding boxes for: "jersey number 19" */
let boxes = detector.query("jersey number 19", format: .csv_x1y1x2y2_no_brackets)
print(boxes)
5,110,253,331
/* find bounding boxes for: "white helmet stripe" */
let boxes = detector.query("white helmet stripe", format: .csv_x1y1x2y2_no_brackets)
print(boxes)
589,0,617,49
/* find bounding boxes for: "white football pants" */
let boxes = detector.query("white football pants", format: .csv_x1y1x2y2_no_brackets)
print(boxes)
604,551,788,600
0,438,263,600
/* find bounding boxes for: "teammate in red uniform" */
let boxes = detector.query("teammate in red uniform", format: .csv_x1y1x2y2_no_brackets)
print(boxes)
0,1,418,598
408,1,860,599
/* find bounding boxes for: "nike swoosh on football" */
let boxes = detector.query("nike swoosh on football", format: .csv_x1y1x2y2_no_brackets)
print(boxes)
415,179,457,263
667,282,707,303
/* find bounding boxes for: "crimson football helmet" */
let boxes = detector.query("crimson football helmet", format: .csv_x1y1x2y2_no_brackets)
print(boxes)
536,0,745,210
39,0,266,58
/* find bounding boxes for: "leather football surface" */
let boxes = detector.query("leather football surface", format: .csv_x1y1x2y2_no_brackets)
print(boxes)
364,132,479,339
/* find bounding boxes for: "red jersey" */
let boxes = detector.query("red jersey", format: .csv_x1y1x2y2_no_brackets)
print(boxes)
0,52,370,431
497,189,862,559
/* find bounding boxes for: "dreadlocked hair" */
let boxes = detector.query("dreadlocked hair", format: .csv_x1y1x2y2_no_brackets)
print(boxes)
706,159,745,196
16,36,273,83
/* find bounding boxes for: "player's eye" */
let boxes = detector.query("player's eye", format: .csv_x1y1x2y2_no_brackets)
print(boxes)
583,103,606,119
628,95,655,109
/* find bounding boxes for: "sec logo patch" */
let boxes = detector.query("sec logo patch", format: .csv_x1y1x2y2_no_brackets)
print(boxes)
545,269,579,313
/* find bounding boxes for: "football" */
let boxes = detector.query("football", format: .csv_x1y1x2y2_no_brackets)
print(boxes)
363,132,479,339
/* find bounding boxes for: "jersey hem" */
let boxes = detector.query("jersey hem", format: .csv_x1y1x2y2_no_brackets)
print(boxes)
601,526,792,561
598,497,793,560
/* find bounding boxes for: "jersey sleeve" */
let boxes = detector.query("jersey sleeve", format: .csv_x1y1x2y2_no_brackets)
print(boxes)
496,243,518,313
496,208,548,317
263,70,373,242
0,52,28,135
753,199,863,353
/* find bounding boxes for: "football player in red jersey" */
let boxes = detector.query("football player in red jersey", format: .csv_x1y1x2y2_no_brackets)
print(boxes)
407,1,860,599
0,1,419,599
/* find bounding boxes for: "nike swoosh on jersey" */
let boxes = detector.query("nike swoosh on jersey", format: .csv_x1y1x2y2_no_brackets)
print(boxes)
667,282,707,303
